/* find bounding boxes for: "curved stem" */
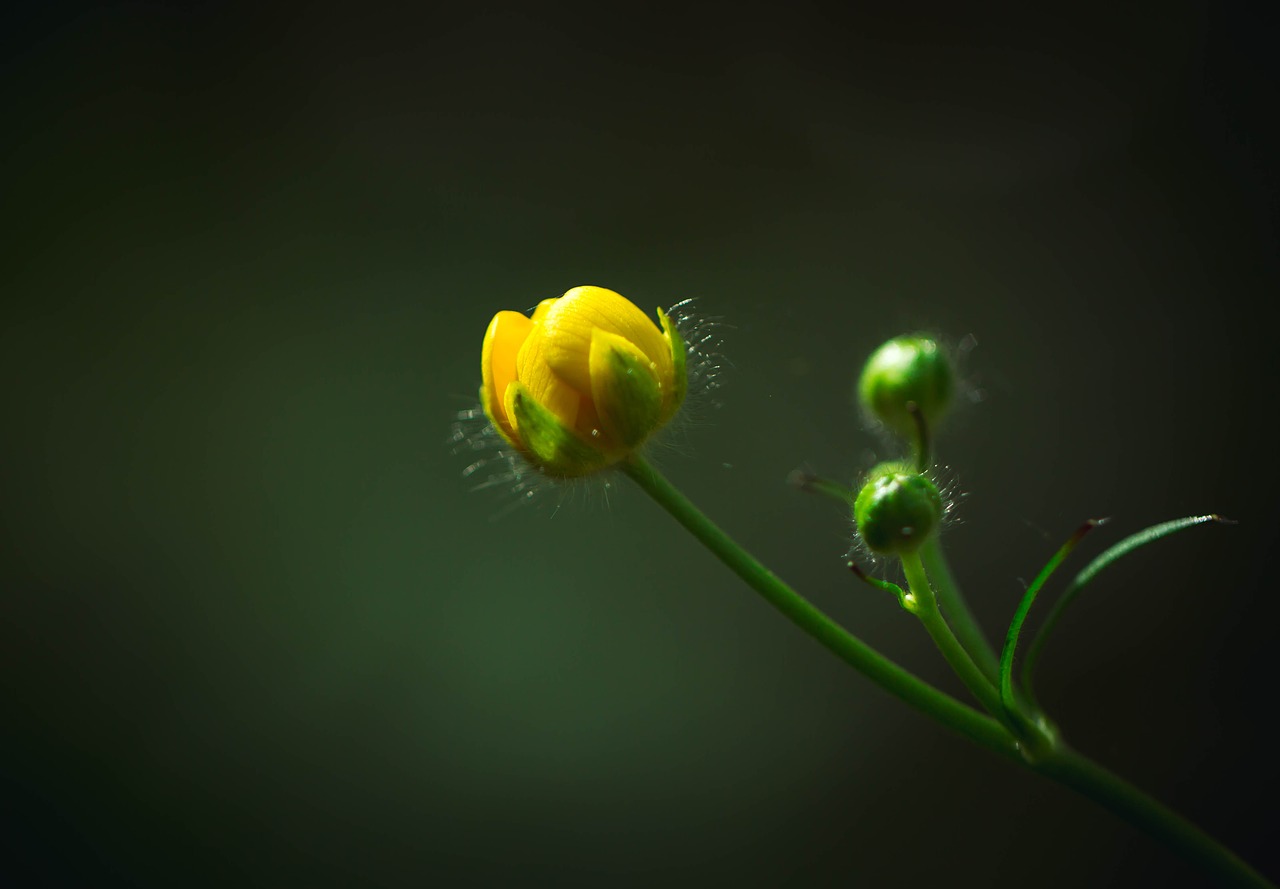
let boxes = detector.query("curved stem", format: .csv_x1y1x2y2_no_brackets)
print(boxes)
1021,514,1226,706
919,537,1001,684
620,454,1276,889
999,520,1101,713
620,455,1017,760
1035,748,1274,889
900,551,1005,720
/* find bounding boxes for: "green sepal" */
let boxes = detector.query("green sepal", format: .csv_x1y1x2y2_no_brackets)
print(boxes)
507,382,609,477
590,332,663,449
658,306,688,421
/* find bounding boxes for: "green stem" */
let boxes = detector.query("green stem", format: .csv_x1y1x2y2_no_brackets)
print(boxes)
900,551,1005,720
999,520,1100,713
1020,514,1226,706
1037,748,1274,889
919,537,1001,685
620,455,1016,760
795,472,1003,689
620,454,1276,889
908,400,932,472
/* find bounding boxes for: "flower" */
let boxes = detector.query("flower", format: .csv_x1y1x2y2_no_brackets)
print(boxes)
479,286,687,476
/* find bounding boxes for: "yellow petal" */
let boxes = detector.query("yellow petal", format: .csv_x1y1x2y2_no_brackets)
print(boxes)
530,297,558,325
515,322,581,432
480,383,518,449
502,380,521,438
481,310,533,440
540,286,673,398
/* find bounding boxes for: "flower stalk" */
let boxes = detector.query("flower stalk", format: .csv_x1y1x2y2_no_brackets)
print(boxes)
919,537,1002,685
619,454,1017,759
900,551,1005,721
619,454,1275,889
467,298,1275,889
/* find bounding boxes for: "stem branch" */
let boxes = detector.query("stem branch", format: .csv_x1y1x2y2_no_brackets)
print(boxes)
621,455,1015,759
619,454,1275,889
901,551,1005,720
919,537,1001,684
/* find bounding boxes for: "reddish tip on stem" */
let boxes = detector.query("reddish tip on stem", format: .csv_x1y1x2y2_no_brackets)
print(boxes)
1073,517,1107,542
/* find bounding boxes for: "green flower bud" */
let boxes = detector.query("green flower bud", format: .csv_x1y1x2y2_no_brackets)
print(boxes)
853,463,944,555
858,335,953,438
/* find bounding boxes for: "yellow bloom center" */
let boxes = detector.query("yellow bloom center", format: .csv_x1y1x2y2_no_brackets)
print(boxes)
480,286,685,475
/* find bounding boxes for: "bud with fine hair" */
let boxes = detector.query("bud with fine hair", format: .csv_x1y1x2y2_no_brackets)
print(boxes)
858,334,953,438
853,462,944,555
479,285,687,477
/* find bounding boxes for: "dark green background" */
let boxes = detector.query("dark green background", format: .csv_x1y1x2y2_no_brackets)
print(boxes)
4,4,1277,887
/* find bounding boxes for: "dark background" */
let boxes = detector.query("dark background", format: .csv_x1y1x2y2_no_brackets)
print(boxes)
4,3,1277,887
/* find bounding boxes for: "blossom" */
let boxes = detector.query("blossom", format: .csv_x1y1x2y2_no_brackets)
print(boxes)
480,286,687,476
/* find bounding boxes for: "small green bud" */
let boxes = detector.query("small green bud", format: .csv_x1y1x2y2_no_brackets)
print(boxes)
858,335,953,438
853,463,944,555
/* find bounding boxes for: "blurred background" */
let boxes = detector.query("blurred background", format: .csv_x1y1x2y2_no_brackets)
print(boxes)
3,3,1277,886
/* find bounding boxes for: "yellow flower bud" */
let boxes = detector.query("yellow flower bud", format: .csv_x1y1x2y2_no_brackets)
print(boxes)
479,286,687,476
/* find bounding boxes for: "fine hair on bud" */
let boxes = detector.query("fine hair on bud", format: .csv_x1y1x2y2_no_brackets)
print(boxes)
640,297,726,462
853,461,945,556
455,289,723,516
858,333,954,441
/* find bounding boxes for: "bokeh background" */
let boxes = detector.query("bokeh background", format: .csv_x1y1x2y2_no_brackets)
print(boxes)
4,3,1277,887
